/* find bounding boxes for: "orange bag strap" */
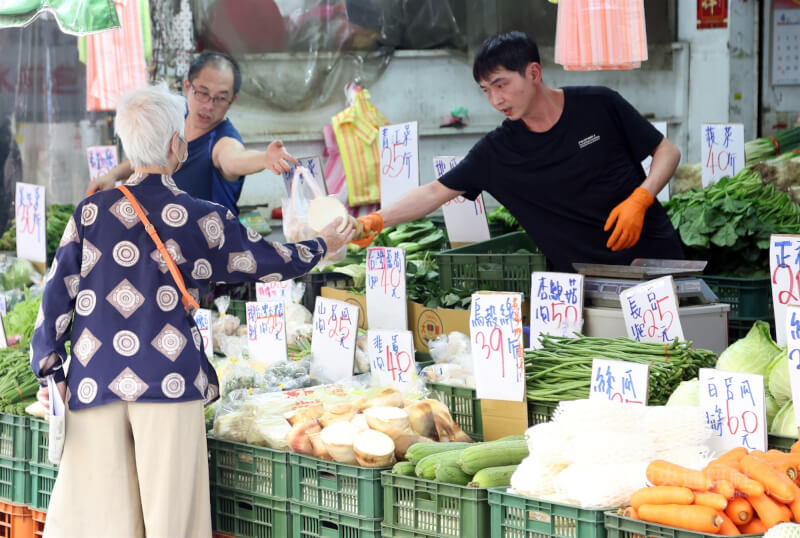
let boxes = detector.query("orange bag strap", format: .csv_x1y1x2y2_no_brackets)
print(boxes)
116,185,200,313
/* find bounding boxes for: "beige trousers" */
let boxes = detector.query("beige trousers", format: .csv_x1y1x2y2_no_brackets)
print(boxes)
43,399,212,538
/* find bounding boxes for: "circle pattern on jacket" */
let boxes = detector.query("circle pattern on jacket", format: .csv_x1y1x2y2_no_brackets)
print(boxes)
156,286,179,311
75,290,97,316
113,330,140,357
81,203,98,226
161,373,185,398
191,259,212,280
112,241,140,267
77,378,98,404
55,313,71,339
162,204,188,227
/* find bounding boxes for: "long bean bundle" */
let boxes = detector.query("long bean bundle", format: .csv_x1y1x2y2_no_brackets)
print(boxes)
0,348,38,405
525,335,717,405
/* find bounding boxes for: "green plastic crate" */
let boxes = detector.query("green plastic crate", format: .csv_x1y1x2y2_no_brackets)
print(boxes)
298,272,354,313
228,300,247,325
207,437,290,501
703,275,772,320
768,433,797,451
29,463,57,512
489,487,606,538
436,232,547,298
428,383,483,442
728,318,775,345
528,401,559,426
0,414,29,461
290,502,381,538
604,511,760,538
29,419,51,467
289,453,385,519
212,487,289,538
381,472,490,538
0,457,28,505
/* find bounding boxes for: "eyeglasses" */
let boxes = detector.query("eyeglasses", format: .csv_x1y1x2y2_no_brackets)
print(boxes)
189,83,233,106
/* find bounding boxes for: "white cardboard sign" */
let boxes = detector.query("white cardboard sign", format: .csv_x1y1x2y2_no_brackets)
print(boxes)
433,156,490,244
786,305,800,426
0,295,6,317
310,297,359,383
770,234,800,347
701,123,745,187
366,247,407,330
87,145,119,181
589,359,649,405
246,301,288,366
193,308,214,359
641,121,670,203
620,276,684,343
256,281,292,303
379,122,419,207
699,368,767,452
15,183,46,263
530,272,584,347
281,155,326,195
470,292,526,401
367,329,417,386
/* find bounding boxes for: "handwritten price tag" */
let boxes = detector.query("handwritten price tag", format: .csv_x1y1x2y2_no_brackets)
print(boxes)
87,145,119,181
366,247,407,330
282,155,326,195
256,281,292,304
15,182,46,263
701,123,745,187
433,156,490,244
786,305,800,427
246,301,288,366
311,297,359,383
193,308,214,359
530,272,584,347
620,276,684,343
589,359,649,405
699,368,766,452
368,329,416,386
770,234,800,347
380,121,419,207
470,292,525,401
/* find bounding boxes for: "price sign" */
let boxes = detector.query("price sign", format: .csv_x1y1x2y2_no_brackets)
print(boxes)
433,156,490,244
193,308,213,359
641,122,670,203
620,276,684,343
379,121,419,207
15,183,46,263
0,295,6,317
256,281,292,303
470,292,525,401
770,234,800,347
786,305,800,426
589,359,649,405
311,297,359,383
281,155,326,195
366,247,407,330
87,145,119,181
246,301,288,366
701,123,745,187
368,329,416,386
530,272,584,347
699,368,767,452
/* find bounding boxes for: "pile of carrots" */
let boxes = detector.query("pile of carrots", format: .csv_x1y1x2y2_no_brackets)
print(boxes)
622,441,800,535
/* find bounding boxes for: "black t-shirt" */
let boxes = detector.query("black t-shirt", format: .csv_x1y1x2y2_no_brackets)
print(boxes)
439,86,683,272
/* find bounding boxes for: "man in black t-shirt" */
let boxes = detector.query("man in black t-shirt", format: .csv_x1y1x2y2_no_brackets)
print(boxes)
353,32,684,272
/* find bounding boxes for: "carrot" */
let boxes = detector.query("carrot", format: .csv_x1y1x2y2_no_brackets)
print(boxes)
737,518,767,534
767,459,798,482
648,460,713,490
637,504,723,533
705,464,764,497
717,512,741,536
693,491,728,512
631,486,695,509
741,455,796,503
791,439,800,454
767,449,787,456
712,480,736,500
716,447,748,466
746,493,792,528
725,497,753,525
750,450,766,458
787,486,800,523
623,506,639,519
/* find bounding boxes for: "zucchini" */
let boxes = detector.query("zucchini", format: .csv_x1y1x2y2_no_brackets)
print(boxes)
468,465,518,488
457,440,528,475
434,462,472,485
405,442,472,465
392,461,416,476
495,434,525,442
416,449,465,480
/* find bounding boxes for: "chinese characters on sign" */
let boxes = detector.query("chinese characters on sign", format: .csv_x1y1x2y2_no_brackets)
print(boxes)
786,305,800,427
366,247,407,330
86,146,119,181
697,0,728,29
246,301,288,366
380,122,419,207
470,292,526,401
589,359,649,405
620,276,684,344
193,308,213,359
530,272,584,348
281,156,326,196
15,183,46,263
310,298,359,383
368,329,416,387
699,368,766,452
701,123,744,187
771,234,800,347
432,156,490,244
256,281,292,304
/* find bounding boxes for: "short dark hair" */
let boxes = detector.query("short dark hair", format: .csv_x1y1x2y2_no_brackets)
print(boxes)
473,32,541,83
188,51,242,95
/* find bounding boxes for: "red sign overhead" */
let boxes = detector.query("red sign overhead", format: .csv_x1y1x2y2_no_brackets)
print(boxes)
697,0,728,29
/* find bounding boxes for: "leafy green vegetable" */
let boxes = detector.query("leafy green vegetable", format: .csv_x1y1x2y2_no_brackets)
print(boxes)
1,258,39,290
766,391,780,428
715,320,781,377
772,401,799,437
2,292,42,347
768,348,792,407
666,378,699,406
487,206,521,233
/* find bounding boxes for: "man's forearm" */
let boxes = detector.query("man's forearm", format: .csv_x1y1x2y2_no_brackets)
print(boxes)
641,138,680,197
378,181,462,227
220,149,266,178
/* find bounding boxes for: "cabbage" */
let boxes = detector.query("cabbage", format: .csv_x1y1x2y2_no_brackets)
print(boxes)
771,401,800,437
666,378,699,406
768,348,792,407
766,391,780,428
716,320,781,377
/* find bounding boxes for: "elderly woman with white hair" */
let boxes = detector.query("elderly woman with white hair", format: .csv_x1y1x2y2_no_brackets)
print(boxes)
30,83,353,538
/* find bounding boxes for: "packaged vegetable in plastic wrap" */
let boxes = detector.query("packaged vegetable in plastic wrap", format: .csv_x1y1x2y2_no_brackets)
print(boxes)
354,331,369,374
420,363,475,388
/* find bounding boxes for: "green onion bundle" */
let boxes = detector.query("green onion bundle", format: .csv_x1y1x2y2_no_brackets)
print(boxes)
745,127,800,166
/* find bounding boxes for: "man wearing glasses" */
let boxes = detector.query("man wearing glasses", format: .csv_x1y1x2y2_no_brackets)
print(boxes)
88,52,297,215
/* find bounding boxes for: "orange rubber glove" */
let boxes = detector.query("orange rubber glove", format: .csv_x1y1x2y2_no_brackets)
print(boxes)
603,187,654,252
351,212,384,248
